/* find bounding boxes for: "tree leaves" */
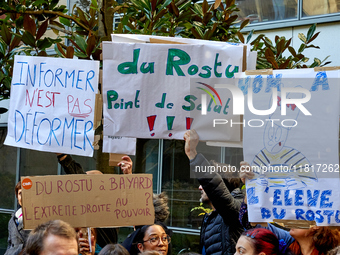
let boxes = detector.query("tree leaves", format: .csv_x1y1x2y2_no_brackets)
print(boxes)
36,19,49,40
1,23,11,45
251,24,330,70
23,15,36,36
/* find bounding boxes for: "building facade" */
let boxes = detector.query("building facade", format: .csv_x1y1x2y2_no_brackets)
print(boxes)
0,0,339,254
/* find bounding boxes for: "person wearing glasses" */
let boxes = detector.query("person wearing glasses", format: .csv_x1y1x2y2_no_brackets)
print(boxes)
129,223,171,255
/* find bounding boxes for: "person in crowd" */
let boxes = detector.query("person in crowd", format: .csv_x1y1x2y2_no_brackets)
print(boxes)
183,129,244,255
98,244,130,255
25,219,78,255
235,228,280,255
287,227,339,255
56,153,133,247
56,154,133,175
5,181,30,255
77,228,102,255
121,192,170,253
129,223,171,255
152,192,170,223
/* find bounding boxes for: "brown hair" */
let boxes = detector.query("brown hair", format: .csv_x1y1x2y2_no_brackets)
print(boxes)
153,192,170,223
98,244,130,255
26,220,76,255
289,227,340,255
309,227,340,254
15,181,21,199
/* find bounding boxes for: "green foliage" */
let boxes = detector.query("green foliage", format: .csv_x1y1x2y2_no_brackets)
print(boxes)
115,0,192,36
116,0,248,41
250,24,331,69
180,0,249,42
0,0,332,100
0,0,104,99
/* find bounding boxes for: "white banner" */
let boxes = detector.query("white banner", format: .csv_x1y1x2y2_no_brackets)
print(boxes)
102,41,250,141
241,69,340,225
5,56,99,157
103,136,136,155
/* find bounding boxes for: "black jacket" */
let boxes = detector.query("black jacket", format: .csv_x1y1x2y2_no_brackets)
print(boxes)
191,154,244,255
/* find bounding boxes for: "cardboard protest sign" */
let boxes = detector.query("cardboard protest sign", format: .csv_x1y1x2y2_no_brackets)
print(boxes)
4,56,99,157
241,69,340,225
102,40,251,141
21,174,154,229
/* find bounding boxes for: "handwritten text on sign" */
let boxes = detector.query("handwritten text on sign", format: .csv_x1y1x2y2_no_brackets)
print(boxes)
102,42,245,141
4,56,99,157
241,69,340,225
22,174,154,229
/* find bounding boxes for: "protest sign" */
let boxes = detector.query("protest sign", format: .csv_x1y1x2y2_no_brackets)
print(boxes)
102,40,253,141
241,69,340,225
21,174,154,229
103,136,136,155
4,56,99,157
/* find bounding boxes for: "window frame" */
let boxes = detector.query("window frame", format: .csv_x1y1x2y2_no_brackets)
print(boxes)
202,0,340,32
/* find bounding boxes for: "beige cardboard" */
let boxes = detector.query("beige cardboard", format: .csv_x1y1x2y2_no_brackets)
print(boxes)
109,153,125,166
314,66,340,71
149,38,186,44
21,174,154,229
93,93,103,130
273,219,316,229
245,69,273,75
242,45,247,72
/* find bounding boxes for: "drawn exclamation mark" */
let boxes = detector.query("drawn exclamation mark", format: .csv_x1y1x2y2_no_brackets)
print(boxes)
147,115,156,136
166,116,175,137
186,117,193,130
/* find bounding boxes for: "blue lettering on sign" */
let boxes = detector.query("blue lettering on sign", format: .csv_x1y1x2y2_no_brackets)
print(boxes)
310,71,330,91
247,187,259,205
14,110,93,151
320,190,333,208
11,61,95,91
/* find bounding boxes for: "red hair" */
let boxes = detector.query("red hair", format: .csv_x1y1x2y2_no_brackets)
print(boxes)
242,228,280,255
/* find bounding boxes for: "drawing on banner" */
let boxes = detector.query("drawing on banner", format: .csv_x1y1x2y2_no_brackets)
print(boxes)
242,69,340,225
249,87,318,192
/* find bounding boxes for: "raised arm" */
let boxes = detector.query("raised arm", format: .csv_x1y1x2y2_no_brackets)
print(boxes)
56,153,85,174
183,130,244,224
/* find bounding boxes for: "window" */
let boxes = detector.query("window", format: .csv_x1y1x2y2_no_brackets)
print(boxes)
233,0,340,30
302,0,340,17
237,0,297,24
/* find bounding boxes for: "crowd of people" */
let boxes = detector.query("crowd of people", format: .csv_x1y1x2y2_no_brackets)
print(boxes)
5,130,340,255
